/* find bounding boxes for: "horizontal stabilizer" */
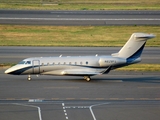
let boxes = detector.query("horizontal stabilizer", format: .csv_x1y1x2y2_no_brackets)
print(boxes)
112,33,155,58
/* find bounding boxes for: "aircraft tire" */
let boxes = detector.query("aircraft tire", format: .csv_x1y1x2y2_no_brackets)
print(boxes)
84,76,91,82
86,77,91,82
28,75,31,81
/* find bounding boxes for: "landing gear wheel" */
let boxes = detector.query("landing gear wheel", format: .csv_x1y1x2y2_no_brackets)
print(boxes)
86,77,91,82
84,76,91,82
28,75,31,81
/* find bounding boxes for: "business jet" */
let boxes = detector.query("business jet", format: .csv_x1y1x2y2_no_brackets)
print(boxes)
5,33,155,81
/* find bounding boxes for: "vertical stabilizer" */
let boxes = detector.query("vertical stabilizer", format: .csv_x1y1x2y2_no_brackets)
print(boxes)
112,33,155,59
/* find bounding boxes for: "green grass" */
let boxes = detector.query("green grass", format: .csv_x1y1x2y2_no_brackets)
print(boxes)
117,64,160,71
0,0,160,10
0,63,16,67
0,25,159,47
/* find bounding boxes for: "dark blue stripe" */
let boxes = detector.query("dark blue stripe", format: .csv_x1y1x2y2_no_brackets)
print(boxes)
127,43,146,63
9,64,110,75
9,66,33,75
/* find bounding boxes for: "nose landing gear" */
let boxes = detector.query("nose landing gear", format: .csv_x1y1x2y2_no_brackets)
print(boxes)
84,76,91,82
28,75,31,81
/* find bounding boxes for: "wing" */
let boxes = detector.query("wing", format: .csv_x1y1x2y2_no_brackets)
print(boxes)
61,66,112,76
61,70,100,76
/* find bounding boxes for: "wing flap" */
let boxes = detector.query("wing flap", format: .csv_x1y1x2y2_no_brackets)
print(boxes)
61,70,101,76
61,66,112,76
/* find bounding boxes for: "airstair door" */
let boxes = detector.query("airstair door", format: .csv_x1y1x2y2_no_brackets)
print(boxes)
32,60,40,74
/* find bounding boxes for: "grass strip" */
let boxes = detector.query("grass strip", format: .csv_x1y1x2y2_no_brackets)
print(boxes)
117,64,160,71
0,63,16,67
0,25,159,47
0,0,160,10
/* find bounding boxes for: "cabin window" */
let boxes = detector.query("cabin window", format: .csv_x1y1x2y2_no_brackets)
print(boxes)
86,61,88,65
80,62,83,65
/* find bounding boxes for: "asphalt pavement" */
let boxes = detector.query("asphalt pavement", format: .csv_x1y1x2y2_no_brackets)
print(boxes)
0,10,160,25
0,10,160,120
0,46,159,64
0,46,160,120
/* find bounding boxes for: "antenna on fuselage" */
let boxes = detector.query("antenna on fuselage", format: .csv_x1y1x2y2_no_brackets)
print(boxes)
59,55,62,57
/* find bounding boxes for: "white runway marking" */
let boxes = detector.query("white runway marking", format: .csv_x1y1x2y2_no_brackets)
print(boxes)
12,103,42,120
89,103,110,120
62,103,69,120
0,18,160,21
65,106,89,109
64,102,109,120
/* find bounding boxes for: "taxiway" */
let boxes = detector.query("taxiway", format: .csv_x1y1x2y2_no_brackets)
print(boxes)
0,45,160,120
0,70,160,120
0,10,160,25
0,46,160,64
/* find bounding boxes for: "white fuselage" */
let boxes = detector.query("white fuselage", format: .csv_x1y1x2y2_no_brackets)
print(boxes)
5,33,154,81
5,55,132,76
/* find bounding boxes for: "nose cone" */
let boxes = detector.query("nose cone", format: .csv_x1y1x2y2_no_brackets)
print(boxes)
4,66,17,75
4,65,25,75
5,68,12,74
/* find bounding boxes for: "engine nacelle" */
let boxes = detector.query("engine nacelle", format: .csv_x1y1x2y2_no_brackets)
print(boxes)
99,57,126,67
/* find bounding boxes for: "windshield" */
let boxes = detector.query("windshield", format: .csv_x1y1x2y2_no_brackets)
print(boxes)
18,61,26,64
18,61,31,65
26,61,31,64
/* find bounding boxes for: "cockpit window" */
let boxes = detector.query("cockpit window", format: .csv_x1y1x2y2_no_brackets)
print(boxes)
26,61,31,64
18,61,26,64
18,61,31,64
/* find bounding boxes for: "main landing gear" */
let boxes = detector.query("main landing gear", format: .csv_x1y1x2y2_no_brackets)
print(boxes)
27,75,91,81
84,76,91,82
28,75,31,81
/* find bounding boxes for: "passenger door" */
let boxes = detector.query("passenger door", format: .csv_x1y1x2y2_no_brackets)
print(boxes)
32,60,40,74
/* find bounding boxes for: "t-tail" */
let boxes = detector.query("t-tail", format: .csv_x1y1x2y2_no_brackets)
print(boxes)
112,33,155,64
